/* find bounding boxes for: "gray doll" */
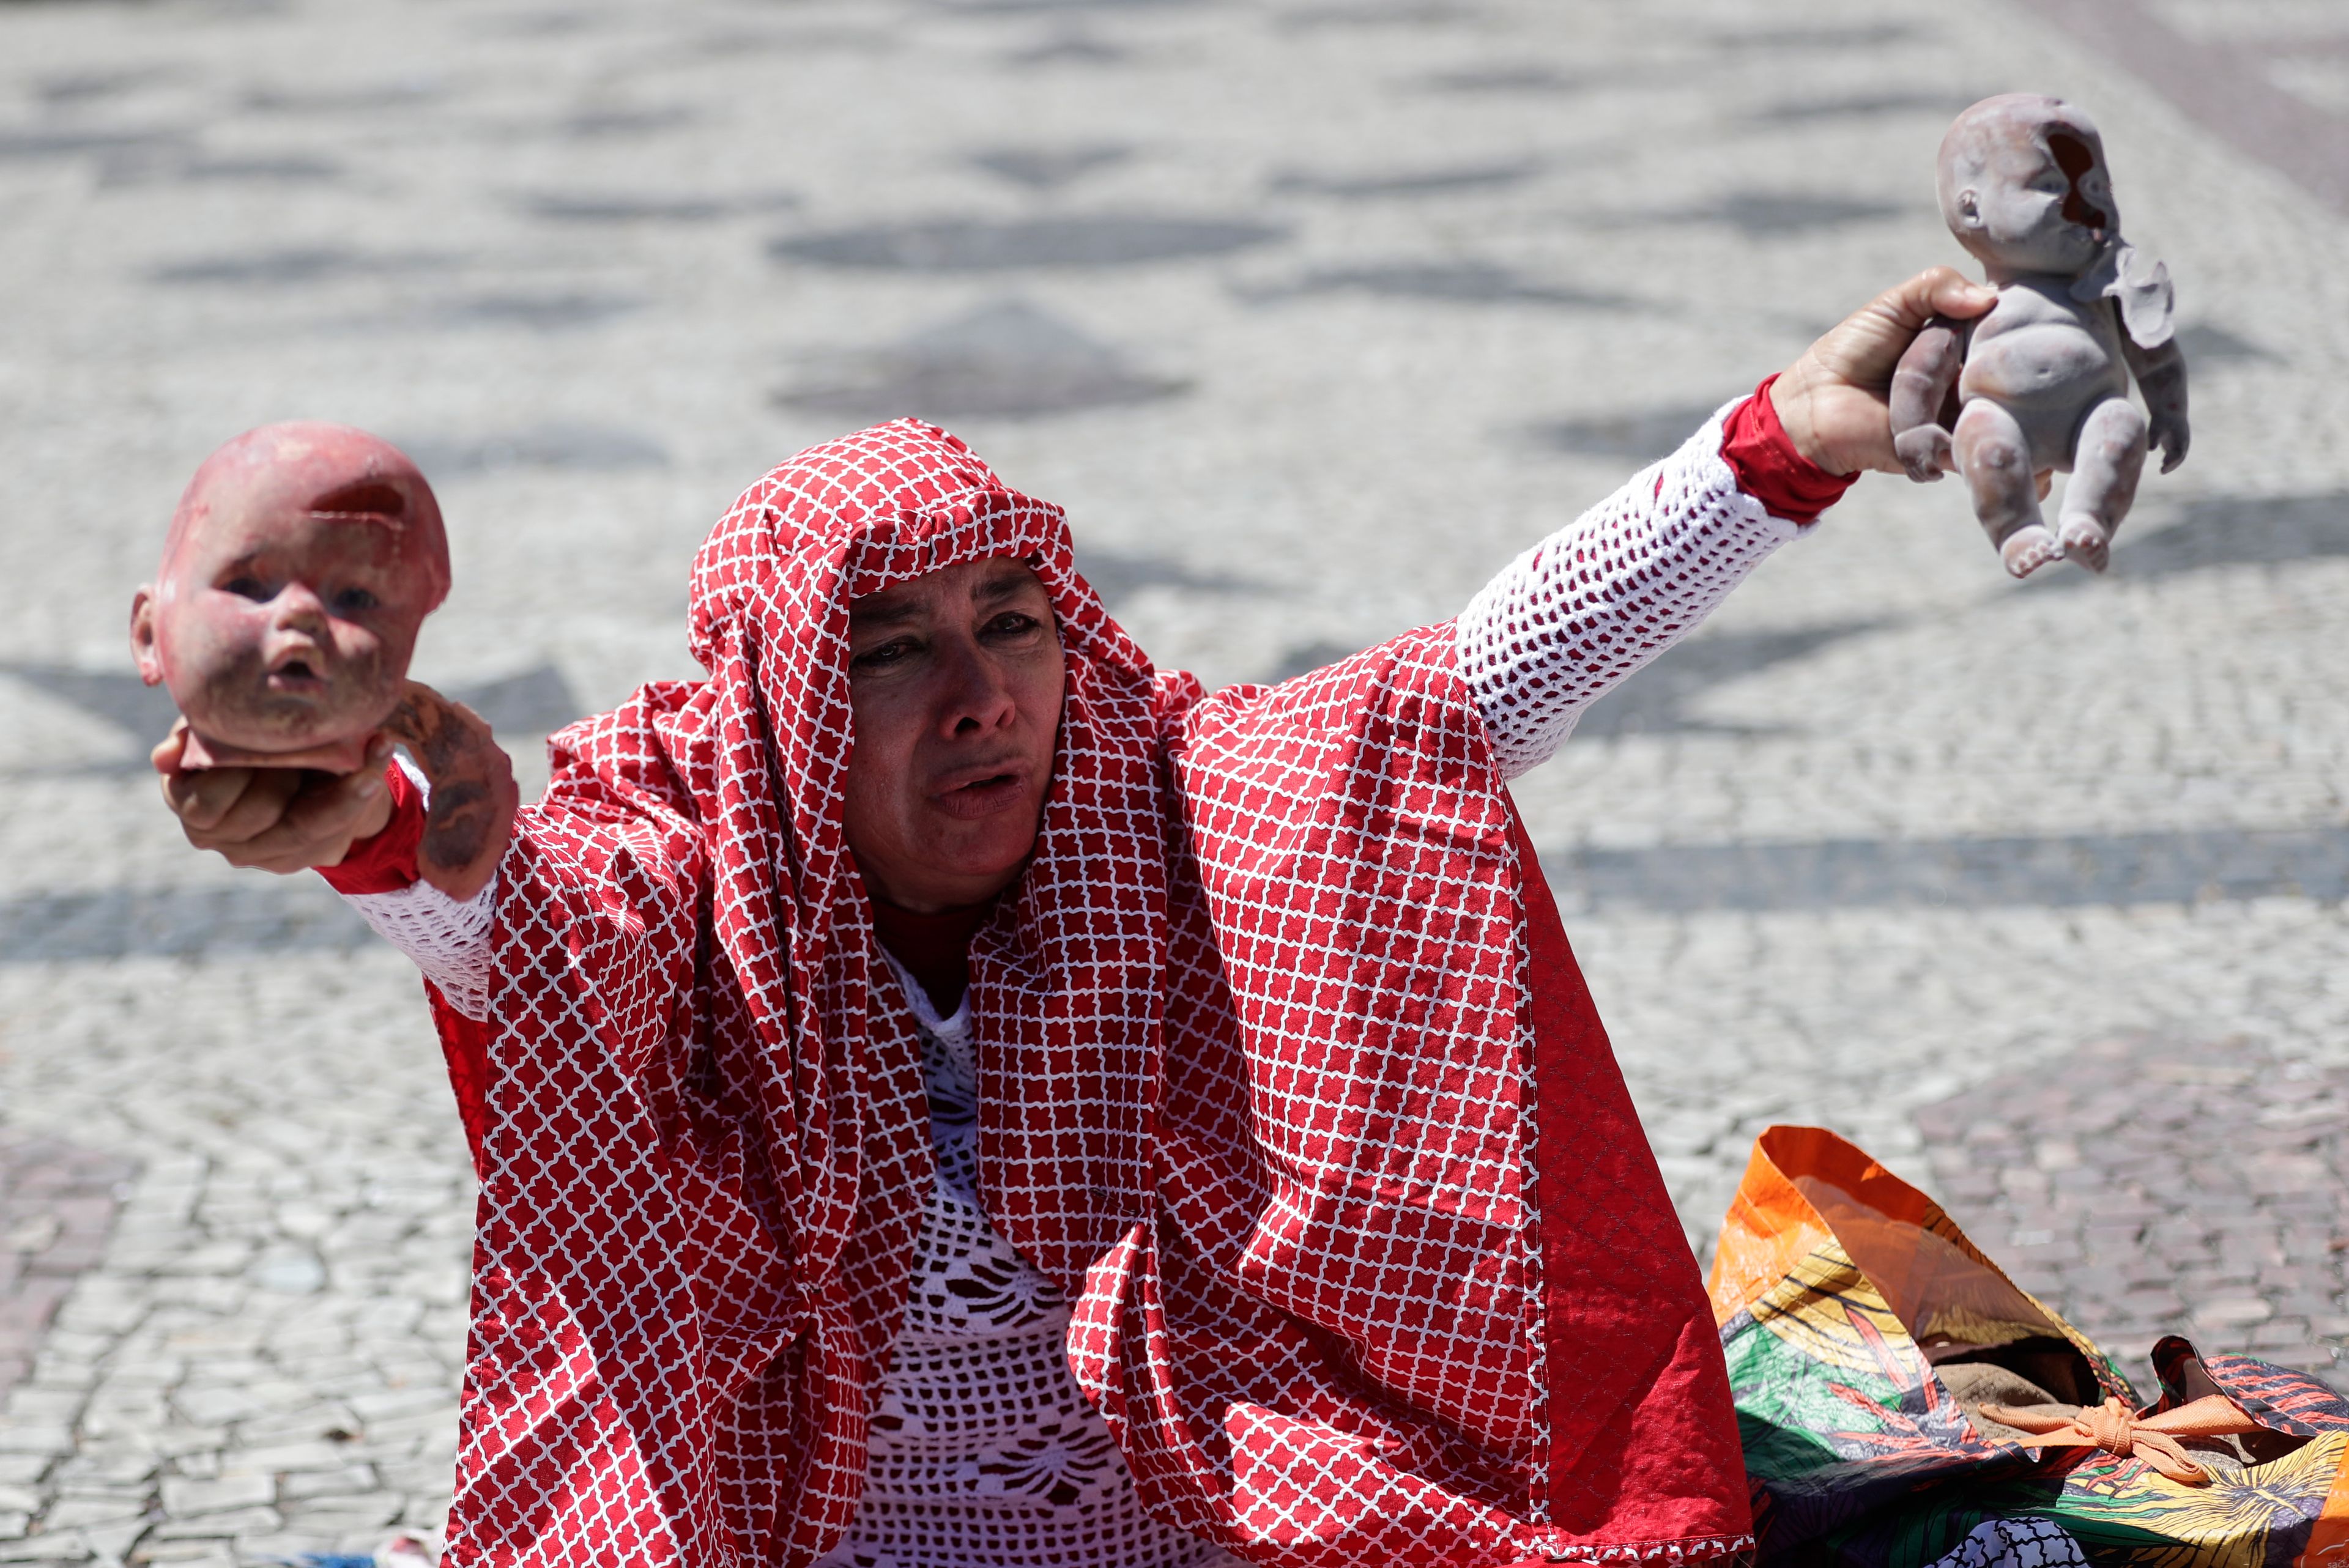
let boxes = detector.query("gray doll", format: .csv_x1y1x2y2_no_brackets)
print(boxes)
1891,94,2189,577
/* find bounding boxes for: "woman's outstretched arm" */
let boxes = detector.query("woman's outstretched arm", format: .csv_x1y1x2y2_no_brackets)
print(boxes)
156,682,516,1019
1457,267,1994,779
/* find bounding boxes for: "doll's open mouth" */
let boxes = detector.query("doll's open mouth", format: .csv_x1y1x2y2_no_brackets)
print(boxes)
265,656,324,689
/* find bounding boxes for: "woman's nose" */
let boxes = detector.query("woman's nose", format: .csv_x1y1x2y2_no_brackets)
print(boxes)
938,640,1017,734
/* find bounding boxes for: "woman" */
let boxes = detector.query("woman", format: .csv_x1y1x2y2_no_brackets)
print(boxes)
162,269,1995,1567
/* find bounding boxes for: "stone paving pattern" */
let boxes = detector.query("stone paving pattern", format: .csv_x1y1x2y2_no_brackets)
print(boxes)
1,0,2347,1561
1919,1033,2349,1396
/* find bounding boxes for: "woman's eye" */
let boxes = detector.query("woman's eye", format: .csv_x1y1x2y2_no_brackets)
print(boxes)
854,638,918,670
986,612,1040,638
334,587,379,613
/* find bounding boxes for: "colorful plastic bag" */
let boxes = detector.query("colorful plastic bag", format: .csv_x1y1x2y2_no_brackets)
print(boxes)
1710,1125,2349,1566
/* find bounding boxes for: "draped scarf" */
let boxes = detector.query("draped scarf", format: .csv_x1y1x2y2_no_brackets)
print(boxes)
432,419,1749,1566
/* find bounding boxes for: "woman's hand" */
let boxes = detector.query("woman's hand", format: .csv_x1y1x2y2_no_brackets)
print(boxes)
155,681,517,900
1770,267,2000,477
155,724,396,875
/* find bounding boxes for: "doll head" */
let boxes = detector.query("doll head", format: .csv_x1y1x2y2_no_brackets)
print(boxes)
1937,94,2118,279
130,422,448,766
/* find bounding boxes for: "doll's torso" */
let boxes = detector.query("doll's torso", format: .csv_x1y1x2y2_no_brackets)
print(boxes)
1961,277,2131,470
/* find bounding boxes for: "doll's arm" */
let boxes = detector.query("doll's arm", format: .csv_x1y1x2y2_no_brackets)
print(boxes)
1888,316,1965,481
379,682,519,901
2123,333,2191,473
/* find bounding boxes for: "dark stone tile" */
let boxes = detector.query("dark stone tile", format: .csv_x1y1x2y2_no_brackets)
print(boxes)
1750,90,1986,124
1280,2,1479,28
1266,639,1367,684
1242,259,1633,310
391,424,670,478
772,213,1285,271
1540,825,2349,915
774,297,1189,423
1071,546,1259,610
1712,23,1924,50
514,191,745,223
34,68,179,108
1531,401,1724,464
2050,490,2349,582
968,143,1132,192
1572,620,1883,738
1419,63,1577,95
404,292,650,331
445,665,582,738
1007,31,1132,66
487,6,600,36
559,106,697,139
0,662,181,749
0,884,371,964
0,126,188,161
147,246,458,286
939,0,1194,11
242,77,447,113
1651,191,1907,239
680,25,896,59
1269,157,1539,200
98,149,343,187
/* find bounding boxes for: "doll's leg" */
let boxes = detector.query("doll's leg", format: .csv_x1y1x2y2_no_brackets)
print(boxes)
2056,397,2149,574
1953,399,2058,578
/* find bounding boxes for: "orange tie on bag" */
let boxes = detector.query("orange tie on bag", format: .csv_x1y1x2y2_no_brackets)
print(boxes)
1979,1395,2263,1485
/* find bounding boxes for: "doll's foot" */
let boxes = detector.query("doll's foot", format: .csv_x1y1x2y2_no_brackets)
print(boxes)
1893,424,1954,484
1998,524,2061,579
2058,514,2112,574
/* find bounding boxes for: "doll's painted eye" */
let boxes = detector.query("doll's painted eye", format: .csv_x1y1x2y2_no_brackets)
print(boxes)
223,575,270,601
333,586,380,613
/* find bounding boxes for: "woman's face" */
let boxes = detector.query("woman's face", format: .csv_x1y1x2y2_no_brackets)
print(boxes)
842,555,1066,912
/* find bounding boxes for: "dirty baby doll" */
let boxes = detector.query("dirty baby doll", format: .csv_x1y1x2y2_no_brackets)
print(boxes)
130,422,513,898
1891,94,2190,577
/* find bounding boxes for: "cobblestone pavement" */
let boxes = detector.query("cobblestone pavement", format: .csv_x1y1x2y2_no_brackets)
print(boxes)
1918,1032,2349,1397
2,0,2347,1561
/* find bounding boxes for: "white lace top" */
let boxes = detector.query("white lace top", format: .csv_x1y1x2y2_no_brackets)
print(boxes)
336,409,1796,1566
817,959,1247,1568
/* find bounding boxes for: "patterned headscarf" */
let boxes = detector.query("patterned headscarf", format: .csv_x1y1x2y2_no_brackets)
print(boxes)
437,421,1749,1566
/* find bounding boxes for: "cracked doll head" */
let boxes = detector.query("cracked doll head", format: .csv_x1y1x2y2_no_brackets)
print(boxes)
1937,94,2118,278
130,422,448,763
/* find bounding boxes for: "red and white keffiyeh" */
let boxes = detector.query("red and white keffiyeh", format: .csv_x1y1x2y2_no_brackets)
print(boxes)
430,419,1750,1566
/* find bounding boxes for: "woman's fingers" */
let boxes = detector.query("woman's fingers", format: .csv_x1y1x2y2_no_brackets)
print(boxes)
211,764,390,872
1774,269,1999,477
163,761,290,842
160,736,396,873
1882,265,2000,331
1825,268,1998,390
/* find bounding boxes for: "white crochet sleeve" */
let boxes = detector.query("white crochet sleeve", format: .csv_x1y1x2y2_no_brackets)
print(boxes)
1457,402,1800,780
334,758,495,1021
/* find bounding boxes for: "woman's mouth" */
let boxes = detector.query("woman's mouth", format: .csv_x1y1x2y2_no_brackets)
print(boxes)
930,769,1031,820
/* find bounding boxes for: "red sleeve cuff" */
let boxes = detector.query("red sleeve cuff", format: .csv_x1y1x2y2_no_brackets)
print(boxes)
1723,373,1858,525
317,762,425,895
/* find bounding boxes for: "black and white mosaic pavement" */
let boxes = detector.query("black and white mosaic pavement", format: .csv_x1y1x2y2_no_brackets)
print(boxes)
2,0,2347,1560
